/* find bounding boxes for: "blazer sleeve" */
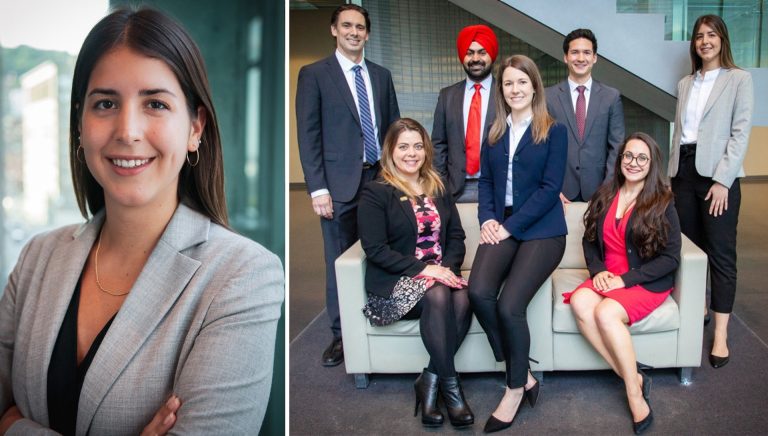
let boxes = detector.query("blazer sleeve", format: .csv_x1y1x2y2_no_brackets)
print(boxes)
620,202,682,290
431,90,449,180
477,138,496,225
358,184,427,277
604,92,625,182
170,252,284,434
503,124,567,237
295,65,327,194
582,233,607,278
440,194,466,274
712,71,754,188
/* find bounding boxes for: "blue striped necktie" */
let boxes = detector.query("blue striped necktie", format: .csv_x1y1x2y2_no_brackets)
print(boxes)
353,65,378,164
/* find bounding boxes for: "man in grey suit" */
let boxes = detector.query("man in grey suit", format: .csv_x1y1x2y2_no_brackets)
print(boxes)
432,25,498,203
296,4,399,366
546,28,624,202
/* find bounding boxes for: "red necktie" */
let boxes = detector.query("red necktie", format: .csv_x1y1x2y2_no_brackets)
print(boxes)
576,85,586,140
465,83,482,175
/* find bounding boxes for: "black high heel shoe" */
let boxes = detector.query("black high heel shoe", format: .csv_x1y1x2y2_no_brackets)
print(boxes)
632,400,654,434
635,362,652,401
413,369,443,427
439,376,474,427
484,388,525,433
524,373,540,408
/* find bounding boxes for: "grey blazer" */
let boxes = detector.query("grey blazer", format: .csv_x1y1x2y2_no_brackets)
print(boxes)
668,68,754,188
546,80,625,200
0,204,284,435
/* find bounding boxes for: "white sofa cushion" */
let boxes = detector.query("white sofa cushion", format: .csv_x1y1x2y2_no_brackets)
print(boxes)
551,269,681,334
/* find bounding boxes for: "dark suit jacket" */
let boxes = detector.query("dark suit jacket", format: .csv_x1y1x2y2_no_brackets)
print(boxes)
296,55,400,203
546,80,624,200
478,123,568,241
582,200,681,292
358,181,466,298
432,79,496,198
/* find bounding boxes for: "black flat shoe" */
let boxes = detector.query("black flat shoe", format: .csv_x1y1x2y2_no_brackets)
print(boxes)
524,375,540,408
321,337,344,367
484,390,525,433
709,353,730,368
633,402,654,435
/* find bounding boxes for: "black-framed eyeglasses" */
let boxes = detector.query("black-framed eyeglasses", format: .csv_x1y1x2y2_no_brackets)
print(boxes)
621,151,650,167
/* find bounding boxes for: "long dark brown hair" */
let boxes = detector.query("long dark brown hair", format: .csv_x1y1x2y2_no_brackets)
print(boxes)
689,14,738,74
489,55,554,145
379,118,444,199
69,6,228,226
583,132,673,259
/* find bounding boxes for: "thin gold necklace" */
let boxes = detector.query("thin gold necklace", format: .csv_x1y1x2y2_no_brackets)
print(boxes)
94,228,130,296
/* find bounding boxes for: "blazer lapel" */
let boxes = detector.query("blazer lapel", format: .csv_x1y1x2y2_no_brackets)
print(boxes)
556,82,580,143
584,81,602,140
26,216,101,426
325,56,361,126
452,82,466,137
76,204,206,435
366,61,384,133
677,76,694,125
484,79,496,140
394,188,418,236
701,69,731,118
513,126,534,156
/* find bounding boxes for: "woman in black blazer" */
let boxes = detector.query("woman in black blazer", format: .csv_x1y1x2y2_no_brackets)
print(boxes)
566,132,681,434
358,118,473,428
468,55,567,433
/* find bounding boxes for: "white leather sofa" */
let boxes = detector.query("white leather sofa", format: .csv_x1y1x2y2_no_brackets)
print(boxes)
336,202,707,388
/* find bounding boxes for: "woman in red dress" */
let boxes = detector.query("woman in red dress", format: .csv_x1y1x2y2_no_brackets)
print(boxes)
564,132,681,434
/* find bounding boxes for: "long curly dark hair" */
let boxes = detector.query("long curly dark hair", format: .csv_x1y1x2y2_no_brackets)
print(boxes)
583,132,673,259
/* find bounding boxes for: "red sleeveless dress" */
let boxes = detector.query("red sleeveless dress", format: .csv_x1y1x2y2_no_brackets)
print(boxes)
563,193,672,325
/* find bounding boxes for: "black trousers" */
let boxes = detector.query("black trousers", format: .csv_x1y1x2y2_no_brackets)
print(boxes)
672,151,740,313
468,236,565,388
402,284,472,377
320,165,380,338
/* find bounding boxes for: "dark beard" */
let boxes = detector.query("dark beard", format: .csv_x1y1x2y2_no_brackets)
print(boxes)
463,61,492,82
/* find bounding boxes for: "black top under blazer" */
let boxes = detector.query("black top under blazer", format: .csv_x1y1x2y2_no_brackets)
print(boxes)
582,200,682,292
357,181,466,298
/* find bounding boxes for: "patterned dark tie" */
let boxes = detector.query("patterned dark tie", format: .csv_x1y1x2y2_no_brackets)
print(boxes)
576,85,586,140
353,65,378,164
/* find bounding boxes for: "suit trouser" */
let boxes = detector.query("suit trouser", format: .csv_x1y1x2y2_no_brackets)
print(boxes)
320,165,380,338
468,235,565,388
672,150,740,313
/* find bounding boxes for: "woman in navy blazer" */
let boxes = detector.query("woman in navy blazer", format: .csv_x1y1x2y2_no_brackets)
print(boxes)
358,119,473,428
468,55,567,432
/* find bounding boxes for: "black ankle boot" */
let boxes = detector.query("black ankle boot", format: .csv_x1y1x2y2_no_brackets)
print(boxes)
413,369,443,427
439,376,474,427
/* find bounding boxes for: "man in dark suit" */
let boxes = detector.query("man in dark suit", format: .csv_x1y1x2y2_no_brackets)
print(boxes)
296,4,399,366
546,28,625,203
432,25,498,202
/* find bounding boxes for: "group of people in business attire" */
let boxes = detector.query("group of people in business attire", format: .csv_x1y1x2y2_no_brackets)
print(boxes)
1,7,284,435
296,5,752,435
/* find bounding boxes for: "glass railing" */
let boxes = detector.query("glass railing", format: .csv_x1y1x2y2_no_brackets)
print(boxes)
617,0,766,68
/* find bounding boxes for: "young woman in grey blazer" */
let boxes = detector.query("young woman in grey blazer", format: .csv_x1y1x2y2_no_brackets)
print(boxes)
668,14,753,370
0,8,284,435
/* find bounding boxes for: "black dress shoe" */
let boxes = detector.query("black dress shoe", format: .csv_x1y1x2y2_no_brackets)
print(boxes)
633,403,654,435
413,369,443,427
439,376,474,427
524,375,540,408
483,391,525,433
709,353,730,368
321,338,344,367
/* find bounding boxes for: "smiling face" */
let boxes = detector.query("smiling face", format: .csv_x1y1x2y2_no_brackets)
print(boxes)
462,41,493,82
695,22,722,69
502,66,534,117
80,45,204,212
391,129,425,180
620,138,652,184
331,10,368,63
564,37,597,83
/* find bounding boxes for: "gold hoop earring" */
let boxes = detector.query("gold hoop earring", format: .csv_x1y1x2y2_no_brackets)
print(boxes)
187,149,200,167
76,144,84,163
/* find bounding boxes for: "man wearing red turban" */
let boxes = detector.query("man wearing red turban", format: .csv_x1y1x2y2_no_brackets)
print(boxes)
432,24,499,202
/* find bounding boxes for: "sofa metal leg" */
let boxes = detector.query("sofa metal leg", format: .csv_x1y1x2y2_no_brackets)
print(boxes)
532,371,543,385
354,373,370,389
678,367,693,385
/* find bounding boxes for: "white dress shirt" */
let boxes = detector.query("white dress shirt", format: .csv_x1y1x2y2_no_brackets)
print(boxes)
462,74,493,178
568,77,593,114
681,68,722,145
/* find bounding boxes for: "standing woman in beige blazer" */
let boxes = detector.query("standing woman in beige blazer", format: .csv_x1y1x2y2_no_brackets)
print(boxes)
668,14,753,369
0,7,284,435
